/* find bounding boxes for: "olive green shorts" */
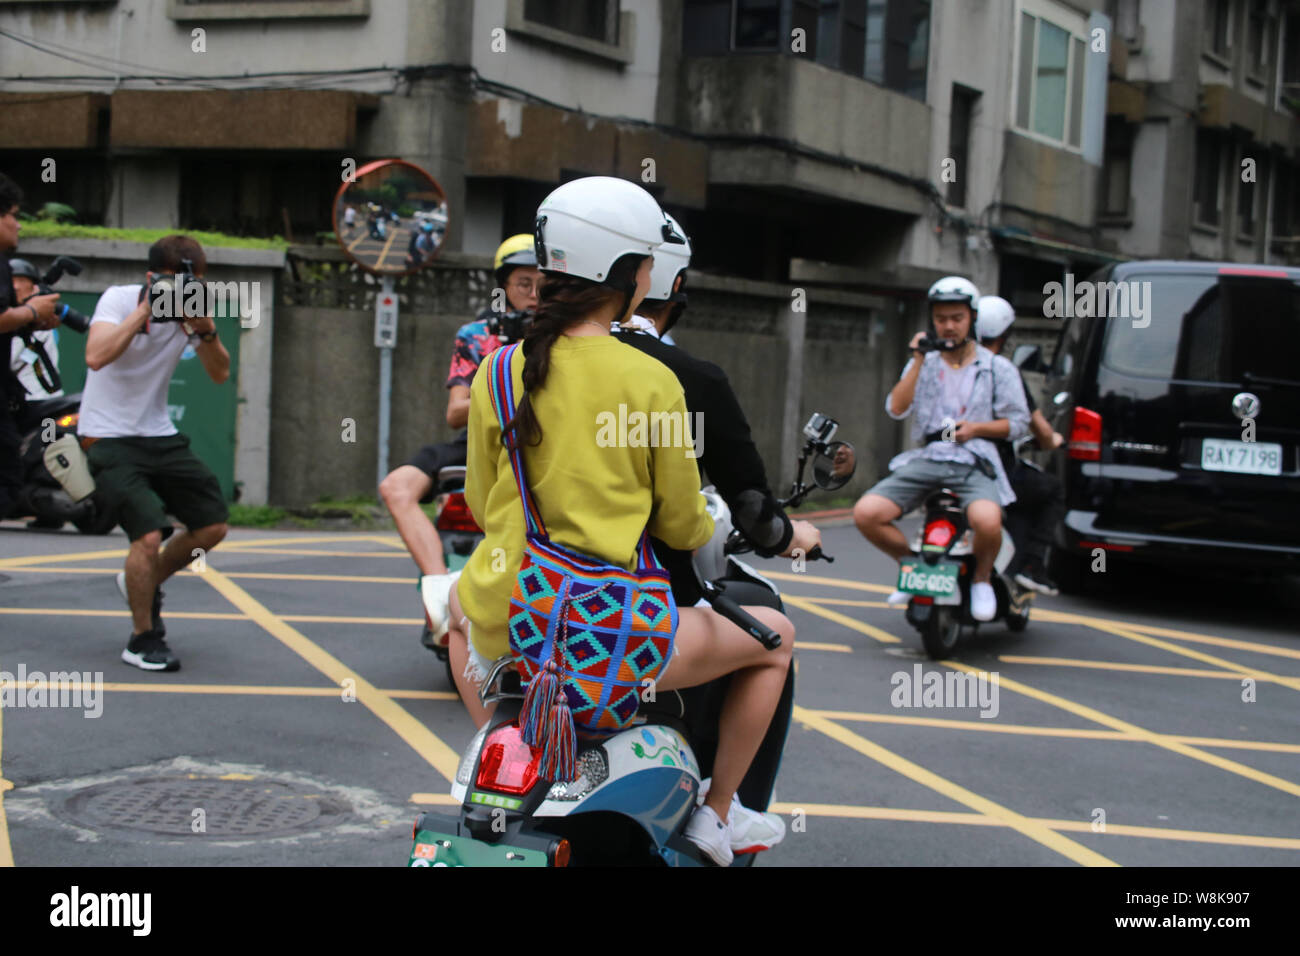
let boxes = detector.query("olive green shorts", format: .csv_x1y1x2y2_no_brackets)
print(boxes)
86,434,229,542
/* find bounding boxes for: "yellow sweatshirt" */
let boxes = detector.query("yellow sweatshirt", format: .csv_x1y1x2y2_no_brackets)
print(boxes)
459,334,714,661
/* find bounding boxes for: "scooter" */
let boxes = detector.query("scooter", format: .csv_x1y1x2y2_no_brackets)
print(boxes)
408,414,856,866
420,465,485,685
5,393,118,534
899,487,1031,659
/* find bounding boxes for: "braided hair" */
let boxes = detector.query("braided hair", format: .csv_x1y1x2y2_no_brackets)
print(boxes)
503,253,646,450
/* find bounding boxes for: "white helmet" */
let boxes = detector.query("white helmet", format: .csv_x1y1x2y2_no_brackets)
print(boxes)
976,295,1016,341
534,176,679,286
644,212,690,302
927,275,980,309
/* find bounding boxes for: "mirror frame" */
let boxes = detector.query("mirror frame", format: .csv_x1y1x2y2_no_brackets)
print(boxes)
812,440,856,491
331,158,448,277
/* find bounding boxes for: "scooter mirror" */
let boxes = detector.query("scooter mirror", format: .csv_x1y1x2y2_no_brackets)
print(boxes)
332,158,449,277
812,441,856,490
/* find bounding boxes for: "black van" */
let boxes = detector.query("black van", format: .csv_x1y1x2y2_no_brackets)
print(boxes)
1029,260,1300,589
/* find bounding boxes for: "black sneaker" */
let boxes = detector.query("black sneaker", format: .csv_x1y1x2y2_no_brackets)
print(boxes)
122,630,181,672
1014,563,1060,597
116,571,165,636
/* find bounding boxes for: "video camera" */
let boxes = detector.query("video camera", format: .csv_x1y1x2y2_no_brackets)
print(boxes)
145,257,209,322
914,333,967,354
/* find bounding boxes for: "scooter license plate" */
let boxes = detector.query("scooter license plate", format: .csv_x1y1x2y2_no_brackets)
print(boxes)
898,561,962,606
410,830,548,867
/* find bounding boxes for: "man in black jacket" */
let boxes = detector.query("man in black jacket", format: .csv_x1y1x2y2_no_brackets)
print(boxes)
613,226,820,602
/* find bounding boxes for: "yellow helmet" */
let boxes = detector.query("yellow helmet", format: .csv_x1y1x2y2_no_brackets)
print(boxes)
494,233,538,283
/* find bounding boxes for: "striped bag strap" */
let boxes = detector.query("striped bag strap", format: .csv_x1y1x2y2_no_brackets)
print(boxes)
483,343,546,539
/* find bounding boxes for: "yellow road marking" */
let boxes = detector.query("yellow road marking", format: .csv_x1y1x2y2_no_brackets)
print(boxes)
1078,620,1300,692
795,641,853,653
792,706,1118,866
1032,608,1300,661
794,596,898,610
190,548,409,558
764,802,1300,850
409,793,463,806
804,709,1300,754
997,655,1277,682
197,566,461,782
0,608,248,621
0,547,126,569
1,567,414,585
1,680,459,701
783,596,901,644
765,570,893,594
940,659,1300,799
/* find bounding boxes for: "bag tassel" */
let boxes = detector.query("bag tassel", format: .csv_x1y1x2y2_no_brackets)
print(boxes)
538,686,577,783
520,659,559,747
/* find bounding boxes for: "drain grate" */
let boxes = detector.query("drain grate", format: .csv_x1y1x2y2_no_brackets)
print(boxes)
60,776,350,838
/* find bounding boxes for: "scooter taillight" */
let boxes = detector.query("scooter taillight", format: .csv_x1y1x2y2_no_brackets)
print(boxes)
475,724,541,796
922,519,957,550
435,493,482,533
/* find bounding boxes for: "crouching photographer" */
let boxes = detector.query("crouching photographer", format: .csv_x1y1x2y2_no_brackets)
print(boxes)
81,235,231,672
0,173,64,519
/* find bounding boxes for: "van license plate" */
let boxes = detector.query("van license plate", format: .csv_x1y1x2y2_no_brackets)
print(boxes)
1200,439,1282,476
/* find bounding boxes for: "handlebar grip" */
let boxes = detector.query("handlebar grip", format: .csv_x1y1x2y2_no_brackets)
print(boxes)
708,589,782,650
807,545,834,563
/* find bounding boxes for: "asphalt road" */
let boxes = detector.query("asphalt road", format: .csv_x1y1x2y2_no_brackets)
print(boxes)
1,517,1297,867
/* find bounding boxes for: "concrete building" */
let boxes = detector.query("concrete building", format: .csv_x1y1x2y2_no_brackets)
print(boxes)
1100,0,1300,266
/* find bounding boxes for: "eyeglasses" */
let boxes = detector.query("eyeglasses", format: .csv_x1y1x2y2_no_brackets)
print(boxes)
508,278,539,293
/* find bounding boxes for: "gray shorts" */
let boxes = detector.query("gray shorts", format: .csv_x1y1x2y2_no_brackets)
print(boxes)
868,457,1001,517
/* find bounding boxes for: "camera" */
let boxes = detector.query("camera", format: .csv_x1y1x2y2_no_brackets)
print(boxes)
24,255,91,334
489,308,532,344
914,333,964,353
803,412,837,445
146,258,209,322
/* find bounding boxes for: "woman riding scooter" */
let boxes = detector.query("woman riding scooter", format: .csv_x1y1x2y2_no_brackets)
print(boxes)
444,176,795,866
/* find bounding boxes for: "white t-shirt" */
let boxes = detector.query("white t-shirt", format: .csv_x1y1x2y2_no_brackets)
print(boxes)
80,284,193,438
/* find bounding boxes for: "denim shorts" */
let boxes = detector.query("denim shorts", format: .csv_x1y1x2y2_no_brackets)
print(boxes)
868,457,1001,516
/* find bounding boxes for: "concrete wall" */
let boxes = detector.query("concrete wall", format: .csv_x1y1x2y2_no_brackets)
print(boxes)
269,249,904,506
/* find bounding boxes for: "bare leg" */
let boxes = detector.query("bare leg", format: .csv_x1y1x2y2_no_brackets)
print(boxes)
380,466,447,576
853,493,910,561
124,530,163,635
157,522,228,583
966,499,1003,583
447,580,496,728
656,605,795,823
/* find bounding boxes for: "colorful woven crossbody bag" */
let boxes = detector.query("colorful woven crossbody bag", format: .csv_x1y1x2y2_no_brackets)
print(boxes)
484,343,678,783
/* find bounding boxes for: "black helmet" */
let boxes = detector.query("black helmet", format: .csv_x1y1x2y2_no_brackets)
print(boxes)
8,258,39,281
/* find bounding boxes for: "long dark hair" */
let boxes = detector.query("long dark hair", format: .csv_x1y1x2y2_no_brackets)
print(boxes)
503,253,646,450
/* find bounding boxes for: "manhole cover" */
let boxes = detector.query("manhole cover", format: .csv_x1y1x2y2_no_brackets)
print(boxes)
60,776,350,838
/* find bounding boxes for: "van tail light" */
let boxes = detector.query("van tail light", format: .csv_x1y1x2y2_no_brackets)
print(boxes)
922,519,957,550
435,493,482,533
1068,407,1102,461
475,724,541,796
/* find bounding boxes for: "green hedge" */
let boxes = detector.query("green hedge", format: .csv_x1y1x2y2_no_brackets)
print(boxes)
19,221,289,250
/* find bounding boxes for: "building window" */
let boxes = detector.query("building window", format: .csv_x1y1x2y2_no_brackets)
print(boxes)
1015,9,1087,148
1204,0,1232,60
1194,130,1223,228
683,0,927,98
1238,150,1259,237
524,0,620,45
1110,0,1141,47
1101,117,1133,218
1273,162,1300,236
1247,0,1273,78
947,84,979,209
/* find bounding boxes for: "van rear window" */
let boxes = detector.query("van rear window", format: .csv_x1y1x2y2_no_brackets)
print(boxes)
1101,273,1300,383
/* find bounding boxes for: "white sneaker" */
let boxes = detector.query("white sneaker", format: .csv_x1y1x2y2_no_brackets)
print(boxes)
683,804,733,867
971,581,997,621
886,589,910,606
419,572,456,639
695,779,787,854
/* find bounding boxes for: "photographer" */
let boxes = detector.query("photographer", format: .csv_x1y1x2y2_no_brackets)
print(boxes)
8,258,63,399
0,173,62,520
81,235,230,673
